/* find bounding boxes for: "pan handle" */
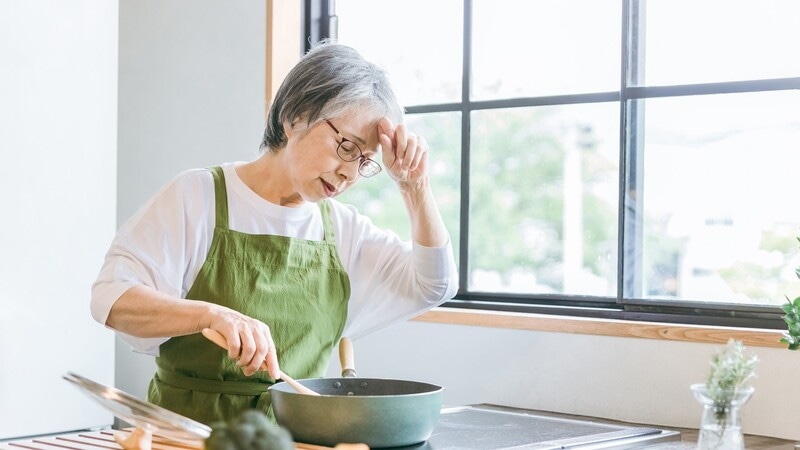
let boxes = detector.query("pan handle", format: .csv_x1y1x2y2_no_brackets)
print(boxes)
339,337,357,378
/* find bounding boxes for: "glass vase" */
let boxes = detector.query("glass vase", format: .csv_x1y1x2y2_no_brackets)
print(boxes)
690,383,754,450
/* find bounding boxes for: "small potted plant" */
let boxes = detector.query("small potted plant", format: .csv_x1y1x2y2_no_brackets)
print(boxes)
780,251,800,349
691,339,758,450
780,296,800,350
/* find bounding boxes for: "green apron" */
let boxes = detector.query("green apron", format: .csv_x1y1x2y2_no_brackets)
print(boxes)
147,166,350,425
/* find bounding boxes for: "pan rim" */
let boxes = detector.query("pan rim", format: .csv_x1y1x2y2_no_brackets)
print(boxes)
267,376,444,398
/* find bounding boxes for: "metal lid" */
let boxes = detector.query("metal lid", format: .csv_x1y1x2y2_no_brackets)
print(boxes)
63,371,211,444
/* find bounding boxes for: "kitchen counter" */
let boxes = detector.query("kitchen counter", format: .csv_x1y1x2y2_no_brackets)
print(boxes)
0,430,339,450
657,427,796,449
530,408,797,449
2,406,796,450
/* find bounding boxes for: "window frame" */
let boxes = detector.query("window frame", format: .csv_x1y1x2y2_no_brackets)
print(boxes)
305,0,800,330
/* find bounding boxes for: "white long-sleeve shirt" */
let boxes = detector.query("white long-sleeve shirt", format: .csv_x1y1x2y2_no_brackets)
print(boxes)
91,162,459,355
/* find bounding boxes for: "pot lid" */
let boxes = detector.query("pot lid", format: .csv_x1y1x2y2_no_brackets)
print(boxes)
63,371,211,444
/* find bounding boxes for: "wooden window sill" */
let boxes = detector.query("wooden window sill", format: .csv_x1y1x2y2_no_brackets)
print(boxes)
413,307,787,349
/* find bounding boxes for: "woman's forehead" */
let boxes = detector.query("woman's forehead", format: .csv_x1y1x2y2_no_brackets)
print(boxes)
333,113,382,146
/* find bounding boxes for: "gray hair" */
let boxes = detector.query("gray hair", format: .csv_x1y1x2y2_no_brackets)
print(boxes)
262,42,404,151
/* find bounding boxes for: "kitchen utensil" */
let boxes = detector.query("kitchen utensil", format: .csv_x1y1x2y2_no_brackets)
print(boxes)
338,336,357,378
62,372,211,445
200,328,320,396
114,427,152,450
269,337,443,448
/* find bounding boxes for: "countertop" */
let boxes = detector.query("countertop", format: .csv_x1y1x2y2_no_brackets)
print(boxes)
2,406,796,450
536,408,798,449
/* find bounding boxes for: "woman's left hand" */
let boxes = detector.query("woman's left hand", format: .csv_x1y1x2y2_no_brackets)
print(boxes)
379,118,428,190
377,118,450,248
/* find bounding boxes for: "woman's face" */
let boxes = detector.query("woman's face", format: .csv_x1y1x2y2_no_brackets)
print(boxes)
282,113,381,204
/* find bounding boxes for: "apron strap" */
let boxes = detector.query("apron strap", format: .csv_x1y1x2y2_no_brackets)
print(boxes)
210,166,332,242
156,368,273,413
157,367,272,395
209,166,230,230
319,200,335,242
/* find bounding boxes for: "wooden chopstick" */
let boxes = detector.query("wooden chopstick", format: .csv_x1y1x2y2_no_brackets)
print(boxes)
293,444,333,450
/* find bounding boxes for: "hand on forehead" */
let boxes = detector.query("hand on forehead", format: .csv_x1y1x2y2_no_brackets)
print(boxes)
334,113,388,153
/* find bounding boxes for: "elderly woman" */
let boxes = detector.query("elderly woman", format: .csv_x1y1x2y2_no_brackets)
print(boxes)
90,42,458,425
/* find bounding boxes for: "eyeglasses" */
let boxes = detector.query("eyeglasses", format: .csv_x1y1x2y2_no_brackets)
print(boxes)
324,120,382,178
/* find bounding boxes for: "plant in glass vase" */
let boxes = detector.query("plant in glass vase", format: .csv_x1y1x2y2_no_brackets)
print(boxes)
691,339,758,450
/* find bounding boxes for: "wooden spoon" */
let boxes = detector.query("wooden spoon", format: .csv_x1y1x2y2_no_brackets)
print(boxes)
200,328,321,396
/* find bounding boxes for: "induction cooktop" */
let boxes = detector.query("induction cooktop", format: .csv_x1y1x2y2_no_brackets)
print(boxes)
392,404,682,450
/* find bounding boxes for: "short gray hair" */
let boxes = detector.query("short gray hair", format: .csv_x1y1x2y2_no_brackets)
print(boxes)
262,42,404,151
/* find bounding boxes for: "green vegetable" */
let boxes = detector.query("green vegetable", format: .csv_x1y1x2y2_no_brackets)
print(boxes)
205,410,294,450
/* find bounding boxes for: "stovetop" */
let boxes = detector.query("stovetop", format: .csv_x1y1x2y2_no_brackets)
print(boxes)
389,404,682,450
0,404,682,450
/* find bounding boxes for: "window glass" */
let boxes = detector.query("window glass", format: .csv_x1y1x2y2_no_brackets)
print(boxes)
337,113,462,259
335,0,463,105
472,0,621,100
633,90,800,304
469,103,620,295
640,0,800,86
332,0,800,324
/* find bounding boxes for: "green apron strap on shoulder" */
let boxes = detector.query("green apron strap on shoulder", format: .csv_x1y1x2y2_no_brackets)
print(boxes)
319,200,335,242
209,166,229,230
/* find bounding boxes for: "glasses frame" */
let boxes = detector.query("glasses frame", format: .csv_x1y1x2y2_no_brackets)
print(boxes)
324,120,382,178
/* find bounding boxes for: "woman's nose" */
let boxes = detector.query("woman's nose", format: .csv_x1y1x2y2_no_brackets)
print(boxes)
336,159,360,180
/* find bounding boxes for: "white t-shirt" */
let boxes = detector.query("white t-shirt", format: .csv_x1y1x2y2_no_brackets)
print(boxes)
91,162,458,355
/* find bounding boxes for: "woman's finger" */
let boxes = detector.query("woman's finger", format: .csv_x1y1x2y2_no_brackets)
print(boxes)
379,132,396,169
264,332,281,380
251,323,280,379
394,124,408,162
243,328,270,377
237,329,257,372
409,136,428,172
225,329,242,360
401,134,418,171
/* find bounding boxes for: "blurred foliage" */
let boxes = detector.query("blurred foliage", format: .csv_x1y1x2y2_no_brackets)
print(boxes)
339,107,622,294
337,108,798,304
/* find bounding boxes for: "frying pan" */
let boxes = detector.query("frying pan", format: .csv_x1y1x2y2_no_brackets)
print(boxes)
269,338,443,448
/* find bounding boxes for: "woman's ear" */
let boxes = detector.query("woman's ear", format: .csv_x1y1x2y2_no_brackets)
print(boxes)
282,121,294,140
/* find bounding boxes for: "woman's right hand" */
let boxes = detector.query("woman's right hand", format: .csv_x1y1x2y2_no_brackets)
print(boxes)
107,286,281,379
207,308,281,379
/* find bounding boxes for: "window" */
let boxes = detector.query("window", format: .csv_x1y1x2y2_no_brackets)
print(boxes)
308,0,800,328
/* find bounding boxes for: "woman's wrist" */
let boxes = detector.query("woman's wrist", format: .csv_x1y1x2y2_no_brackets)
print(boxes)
397,177,429,197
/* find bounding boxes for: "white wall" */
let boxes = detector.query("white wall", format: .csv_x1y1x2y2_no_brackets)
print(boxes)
113,1,800,444
115,0,266,398
0,0,117,439
330,321,800,441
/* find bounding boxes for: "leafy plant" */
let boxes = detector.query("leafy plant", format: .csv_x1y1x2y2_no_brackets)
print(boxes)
780,259,800,350
705,339,758,427
781,297,800,350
